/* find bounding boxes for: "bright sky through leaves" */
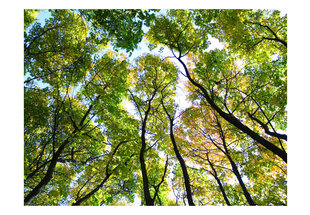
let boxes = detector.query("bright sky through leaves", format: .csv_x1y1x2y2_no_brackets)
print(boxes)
24,9,287,206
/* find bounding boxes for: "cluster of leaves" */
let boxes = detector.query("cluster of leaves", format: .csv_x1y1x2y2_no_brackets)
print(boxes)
80,9,158,53
24,9,287,206
24,9,39,31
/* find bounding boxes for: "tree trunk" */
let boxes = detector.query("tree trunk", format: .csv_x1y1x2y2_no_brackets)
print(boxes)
72,174,111,206
24,136,73,204
206,154,231,206
169,119,195,206
24,99,97,204
139,99,154,206
177,57,287,163
228,156,256,206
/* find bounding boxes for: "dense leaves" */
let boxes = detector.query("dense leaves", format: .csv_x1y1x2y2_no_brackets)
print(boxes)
24,9,287,206
80,9,158,53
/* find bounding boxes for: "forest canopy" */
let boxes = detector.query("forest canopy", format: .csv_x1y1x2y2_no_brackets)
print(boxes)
24,9,287,206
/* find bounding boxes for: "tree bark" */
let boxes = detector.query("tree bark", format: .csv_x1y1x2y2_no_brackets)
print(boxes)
72,140,127,205
24,136,74,204
211,120,256,206
161,100,195,206
227,155,256,205
206,153,231,206
24,99,98,204
139,96,156,206
72,173,111,206
169,120,195,205
248,112,287,141
177,57,287,163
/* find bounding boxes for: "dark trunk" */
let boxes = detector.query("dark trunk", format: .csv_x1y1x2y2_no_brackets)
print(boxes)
214,176,231,206
206,154,231,206
248,112,287,141
140,99,154,206
169,120,195,206
72,140,127,205
72,141,131,206
72,174,111,206
208,120,256,206
24,99,97,204
227,155,256,205
177,57,287,163
161,100,195,205
24,136,73,204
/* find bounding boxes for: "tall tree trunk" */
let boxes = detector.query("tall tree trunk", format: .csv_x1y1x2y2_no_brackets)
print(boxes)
170,120,195,206
139,99,154,206
169,119,195,206
206,154,231,206
161,100,195,205
24,136,74,204
227,155,256,205
24,99,97,204
176,57,287,163
207,121,256,206
213,175,232,206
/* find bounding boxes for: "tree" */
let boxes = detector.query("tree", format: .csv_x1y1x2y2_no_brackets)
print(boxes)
161,94,195,206
24,9,39,31
129,54,178,205
24,9,287,206
80,9,158,53
147,9,287,163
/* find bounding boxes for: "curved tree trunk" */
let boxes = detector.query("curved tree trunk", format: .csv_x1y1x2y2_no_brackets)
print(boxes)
161,100,195,205
72,140,127,206
72,174,111,206
24,99,97,204
176,57,287,163
24,136,74,204
169,120,195,206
